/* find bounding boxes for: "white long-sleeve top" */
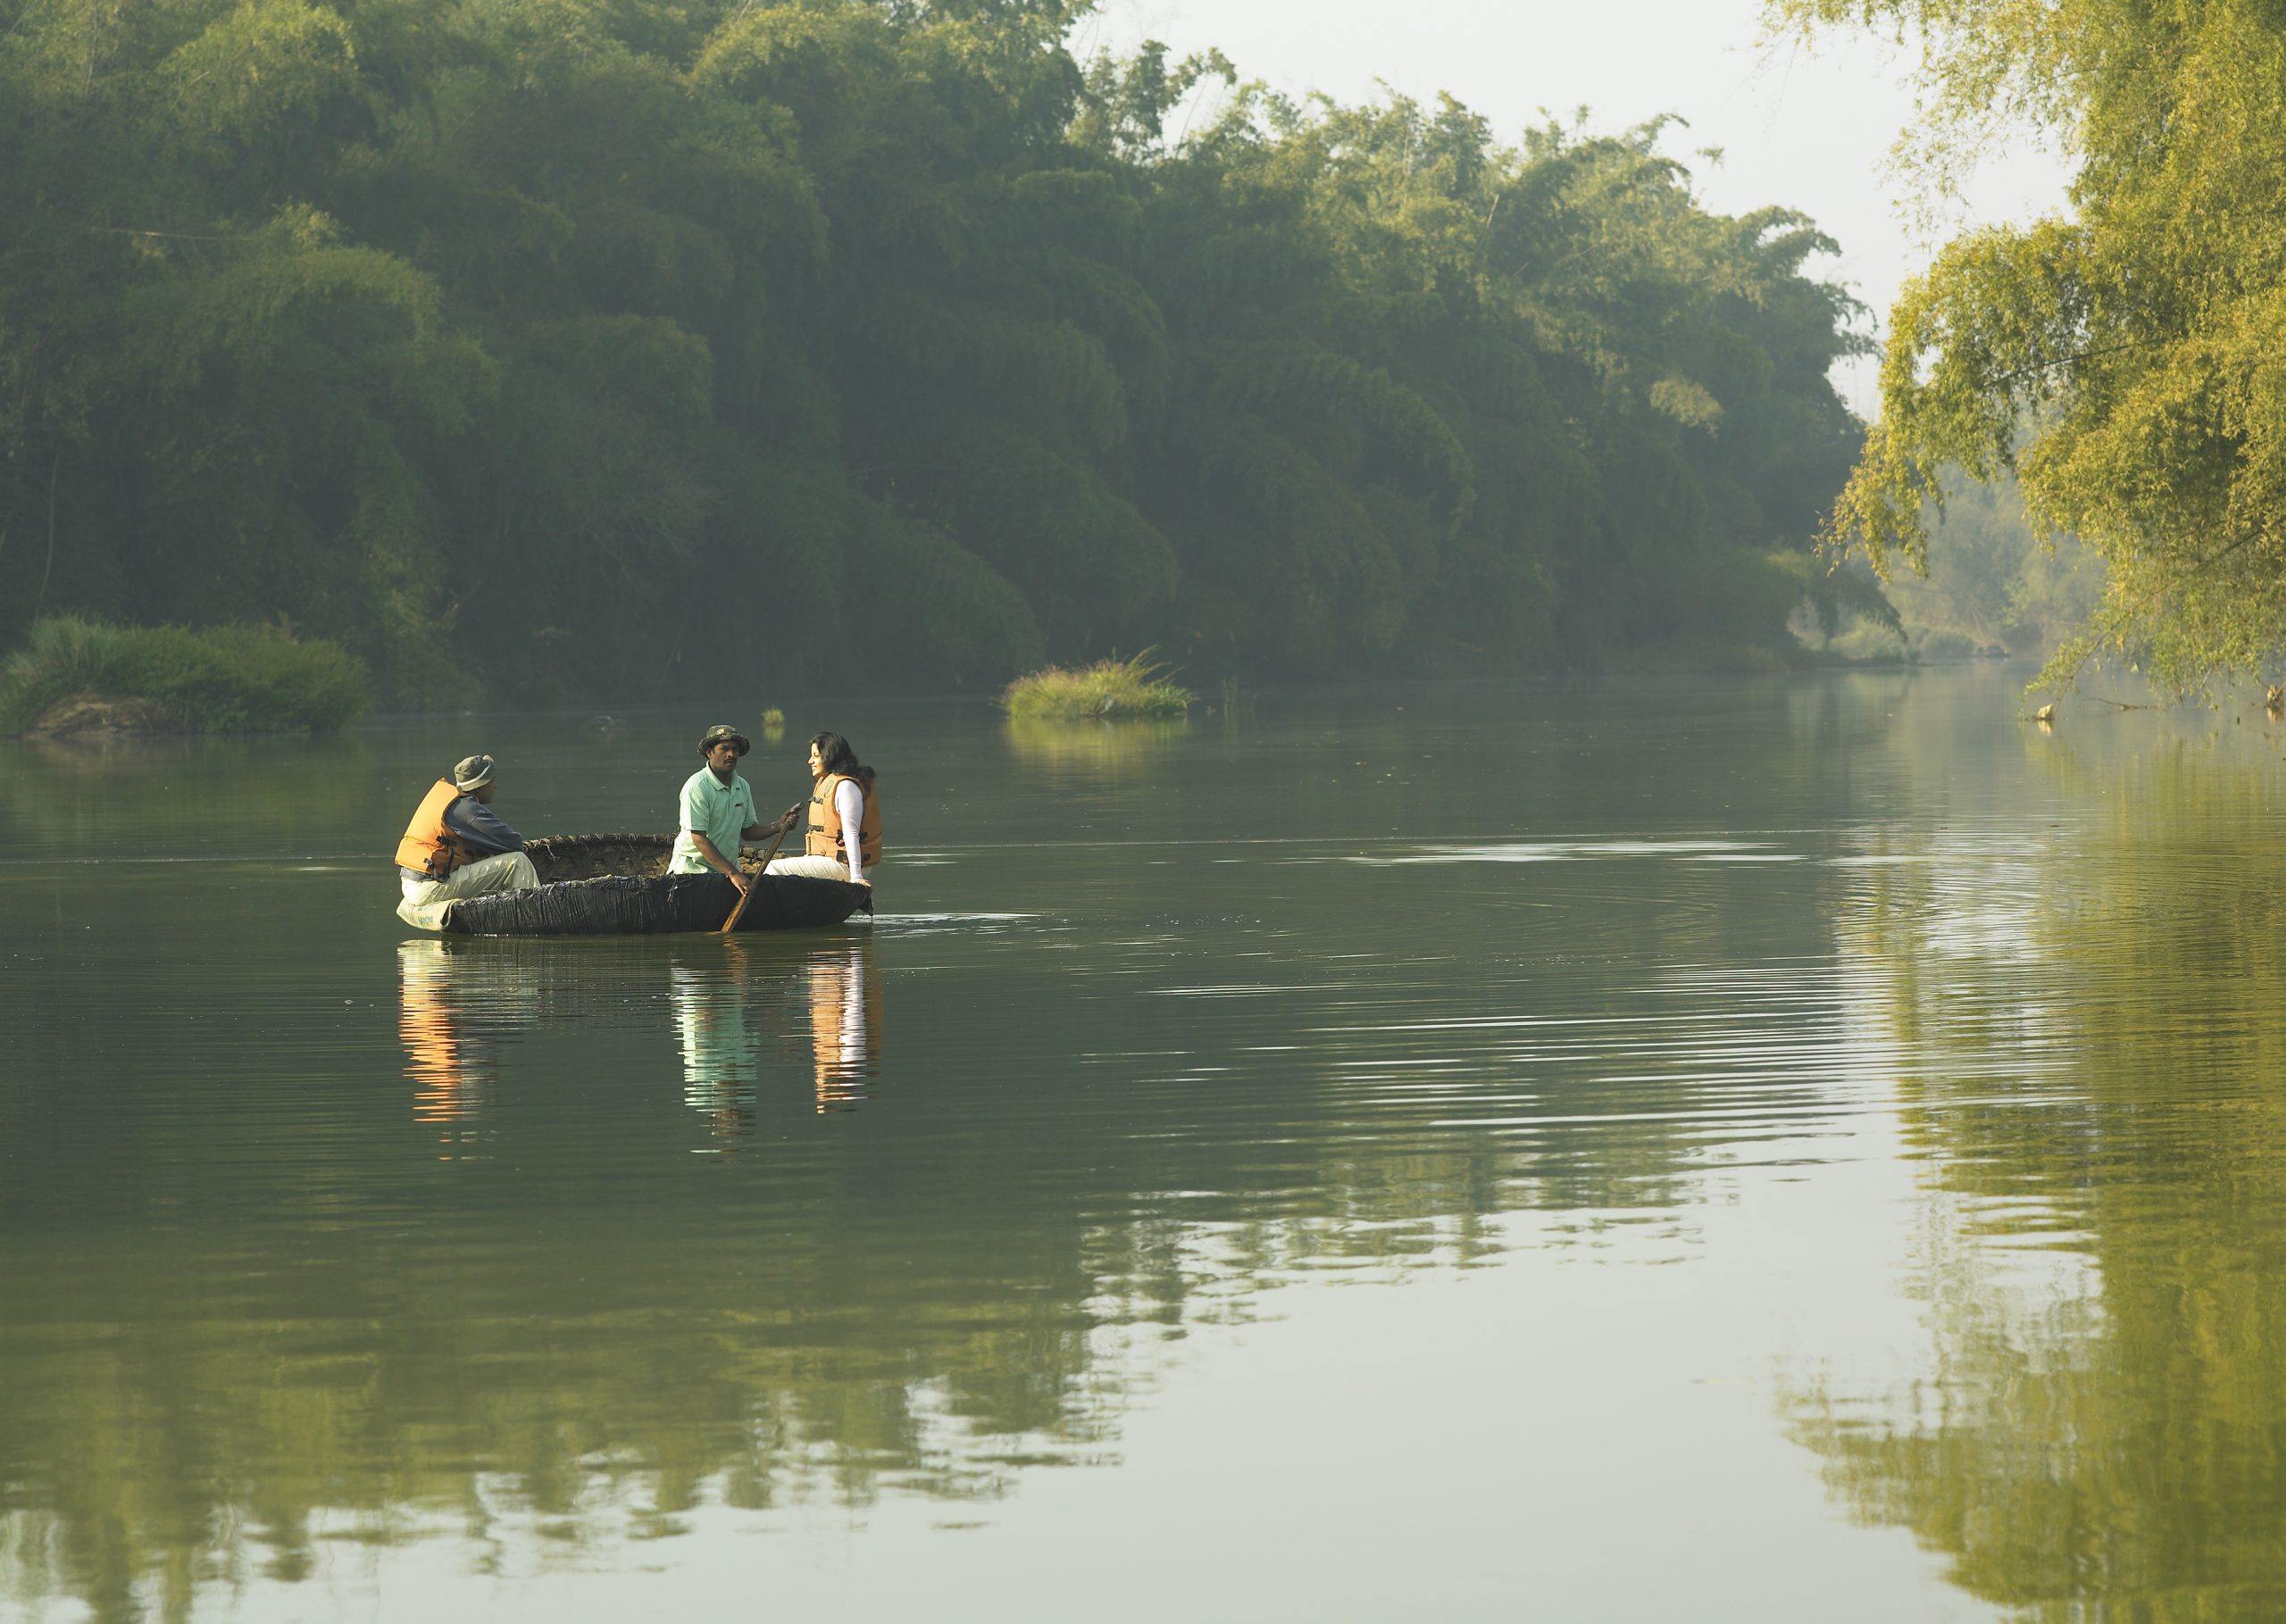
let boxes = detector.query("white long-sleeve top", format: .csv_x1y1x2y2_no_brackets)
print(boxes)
830,777,866,885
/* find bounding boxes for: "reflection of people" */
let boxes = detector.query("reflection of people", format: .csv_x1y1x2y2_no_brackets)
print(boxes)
395,754,538,929
672,946,763,1147
808,938,882,1112
766,732,880,889
397,940,495,1149
672,725,771,896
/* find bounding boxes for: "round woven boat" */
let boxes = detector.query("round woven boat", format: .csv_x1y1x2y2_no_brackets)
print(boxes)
441,833,869,937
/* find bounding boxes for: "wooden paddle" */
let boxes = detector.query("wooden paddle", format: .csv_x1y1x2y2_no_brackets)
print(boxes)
718,812,797,934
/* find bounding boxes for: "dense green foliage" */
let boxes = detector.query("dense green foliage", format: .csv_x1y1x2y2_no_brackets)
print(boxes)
0,614,371,733
1002,650,1189,720
0,0,1865,704
1766,0,2286,695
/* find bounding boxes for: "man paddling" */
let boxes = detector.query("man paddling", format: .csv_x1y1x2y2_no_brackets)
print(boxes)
672,725,782,895
394,754,538,929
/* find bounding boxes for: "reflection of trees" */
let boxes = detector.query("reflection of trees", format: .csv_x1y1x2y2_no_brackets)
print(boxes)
2,912,1781,1622
0,1211,1111,1624
2,704,1885,1623
0,735,368,852
1790,735,2286,1617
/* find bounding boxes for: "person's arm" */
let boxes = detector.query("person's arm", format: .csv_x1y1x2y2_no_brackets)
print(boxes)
734,803,798,868
681,779,748,892
445,797,524,856
834,778,867,885
728,779,758,842
689,830,748,893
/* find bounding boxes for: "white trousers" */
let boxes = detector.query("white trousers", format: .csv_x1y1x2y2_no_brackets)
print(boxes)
764,854,852,881
397,850,539,930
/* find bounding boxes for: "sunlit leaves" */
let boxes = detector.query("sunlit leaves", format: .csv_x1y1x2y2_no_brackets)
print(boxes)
1772,0,2286,692
157,0,358,151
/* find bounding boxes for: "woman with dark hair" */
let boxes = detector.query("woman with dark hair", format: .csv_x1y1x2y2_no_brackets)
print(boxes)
765,731,881,887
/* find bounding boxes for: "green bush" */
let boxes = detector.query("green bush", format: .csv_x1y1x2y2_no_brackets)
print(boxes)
1912,627,1982,662
1,615,371,734
1000,651,1192,721
1823,618,1912,665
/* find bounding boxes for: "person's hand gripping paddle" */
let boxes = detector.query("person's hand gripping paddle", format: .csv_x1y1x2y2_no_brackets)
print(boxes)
718,804,800,933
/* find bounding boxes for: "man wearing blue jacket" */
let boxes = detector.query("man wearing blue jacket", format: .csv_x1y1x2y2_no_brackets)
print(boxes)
393,754,538,929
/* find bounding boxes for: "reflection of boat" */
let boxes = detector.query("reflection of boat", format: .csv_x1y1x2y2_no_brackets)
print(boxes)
437,833,871,937
808,939,883,1112
673,945,762,1147
394,932,886,1137
397,939,521,1155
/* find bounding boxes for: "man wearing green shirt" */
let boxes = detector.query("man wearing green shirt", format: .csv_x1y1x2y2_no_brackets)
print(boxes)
672,725,780,895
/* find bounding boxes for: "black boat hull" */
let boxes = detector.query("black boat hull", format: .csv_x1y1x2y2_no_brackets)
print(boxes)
436,832,869,937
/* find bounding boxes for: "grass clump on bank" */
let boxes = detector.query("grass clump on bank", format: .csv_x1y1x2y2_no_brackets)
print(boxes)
1,615,372,735
1000,652,1192,722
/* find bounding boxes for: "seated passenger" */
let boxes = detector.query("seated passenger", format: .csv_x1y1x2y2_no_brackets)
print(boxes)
394,754,538,929
766,731,880,888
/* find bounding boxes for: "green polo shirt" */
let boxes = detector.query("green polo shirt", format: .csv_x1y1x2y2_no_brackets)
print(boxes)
671,766,756,873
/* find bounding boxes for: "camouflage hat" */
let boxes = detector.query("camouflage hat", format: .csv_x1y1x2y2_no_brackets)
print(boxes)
697,725,750,757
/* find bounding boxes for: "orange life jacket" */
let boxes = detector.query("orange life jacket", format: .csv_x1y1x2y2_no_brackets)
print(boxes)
805,771,882,867
399,946,472,1126
811,950,882,1110
394,779,482,880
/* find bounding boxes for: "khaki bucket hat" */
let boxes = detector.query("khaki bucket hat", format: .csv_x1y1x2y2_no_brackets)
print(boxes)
452,754,496,791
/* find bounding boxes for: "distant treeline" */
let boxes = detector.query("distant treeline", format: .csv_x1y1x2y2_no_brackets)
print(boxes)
0,0,1863,704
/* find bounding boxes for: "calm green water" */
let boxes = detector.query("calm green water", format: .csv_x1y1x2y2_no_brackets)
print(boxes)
5,667,2286,1621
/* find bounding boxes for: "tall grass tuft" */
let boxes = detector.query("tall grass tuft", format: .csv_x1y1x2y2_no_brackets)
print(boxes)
1000,650,1192,721
1,614,372,734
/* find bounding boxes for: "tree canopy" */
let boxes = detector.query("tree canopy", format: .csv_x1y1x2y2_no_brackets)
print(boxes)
0,0,1865,702
1766,0,2286,695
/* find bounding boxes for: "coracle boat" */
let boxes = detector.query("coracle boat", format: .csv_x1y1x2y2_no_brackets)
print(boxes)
435,833,872,937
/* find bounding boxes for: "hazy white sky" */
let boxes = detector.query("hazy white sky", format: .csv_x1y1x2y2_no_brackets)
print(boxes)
1079,0,2072,415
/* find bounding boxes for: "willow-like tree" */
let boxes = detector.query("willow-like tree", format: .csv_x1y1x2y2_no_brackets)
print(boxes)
1766,0,2286,694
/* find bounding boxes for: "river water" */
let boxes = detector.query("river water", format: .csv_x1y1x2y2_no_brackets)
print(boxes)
4,666,2283,1621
